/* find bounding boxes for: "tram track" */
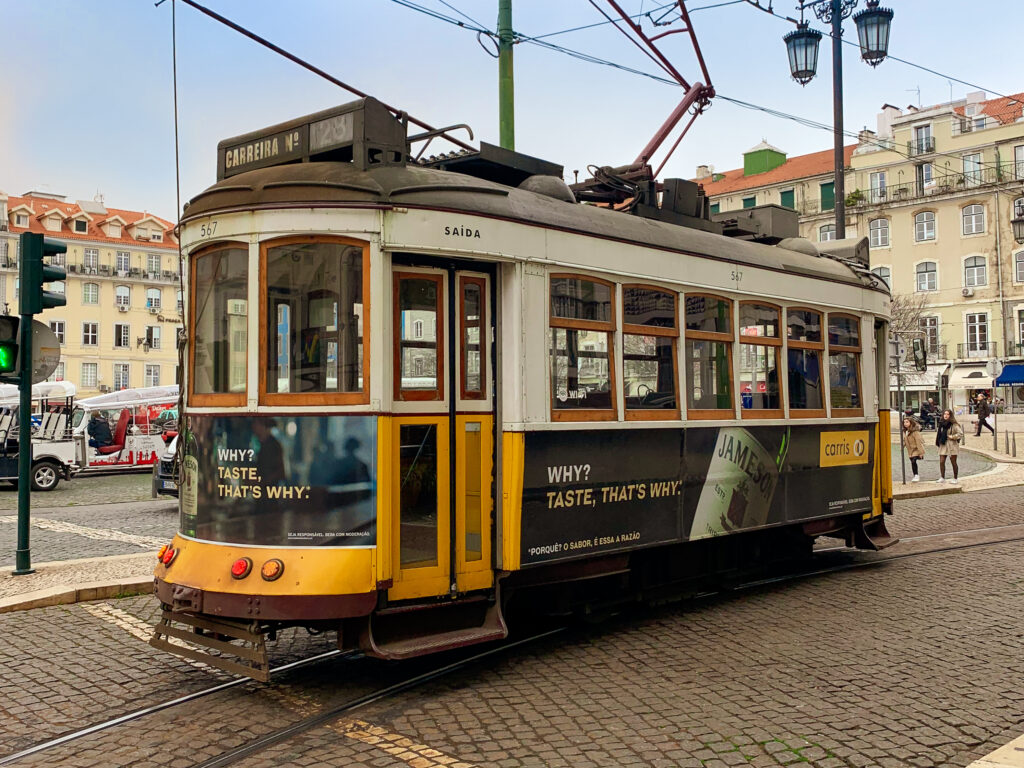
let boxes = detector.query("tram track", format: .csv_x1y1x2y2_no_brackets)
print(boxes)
2,523,1022,766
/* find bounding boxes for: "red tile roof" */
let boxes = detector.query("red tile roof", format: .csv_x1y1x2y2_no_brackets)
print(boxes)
696,144,856,197
4,194,177,249
952,91,1024,126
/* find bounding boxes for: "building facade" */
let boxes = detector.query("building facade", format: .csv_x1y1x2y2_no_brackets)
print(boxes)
0,190,180,397
698,91,1024,412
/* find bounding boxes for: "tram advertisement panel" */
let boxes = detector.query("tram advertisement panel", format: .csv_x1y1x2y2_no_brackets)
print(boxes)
519,425,874,566
180,415,376,547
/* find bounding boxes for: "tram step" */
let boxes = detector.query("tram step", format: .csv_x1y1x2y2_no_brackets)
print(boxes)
149,610,271,682
364,597,507,660
854,516,899,551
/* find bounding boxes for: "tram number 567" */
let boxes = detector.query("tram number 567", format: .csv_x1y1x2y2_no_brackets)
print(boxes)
731,269,744,284
199,221,219,238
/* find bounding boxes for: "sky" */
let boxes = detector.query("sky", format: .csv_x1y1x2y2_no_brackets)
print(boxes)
2,0,1019,220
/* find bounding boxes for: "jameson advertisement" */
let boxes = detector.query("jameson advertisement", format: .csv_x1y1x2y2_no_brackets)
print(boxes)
180,415,376,547
520,424,874,566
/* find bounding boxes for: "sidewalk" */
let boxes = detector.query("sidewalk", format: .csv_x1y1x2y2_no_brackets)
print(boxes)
0,552,155,613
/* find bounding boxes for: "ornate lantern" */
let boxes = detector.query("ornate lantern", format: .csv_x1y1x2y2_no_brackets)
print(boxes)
783,21,822,85
853,0,894,67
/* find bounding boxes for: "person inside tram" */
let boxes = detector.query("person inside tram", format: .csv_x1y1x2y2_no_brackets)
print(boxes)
252,419,285,488
87,413,113,448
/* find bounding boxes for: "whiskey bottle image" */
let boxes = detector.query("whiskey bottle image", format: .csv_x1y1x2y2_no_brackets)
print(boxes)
688,427,790,540
179,421,199,537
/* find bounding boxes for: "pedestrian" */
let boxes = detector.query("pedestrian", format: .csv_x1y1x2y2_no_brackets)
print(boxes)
902,416,925,482
974,393,995,436
935,409,963,484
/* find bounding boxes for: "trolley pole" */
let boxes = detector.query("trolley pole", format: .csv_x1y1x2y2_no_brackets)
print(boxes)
497,0,515,150
13,298,34,574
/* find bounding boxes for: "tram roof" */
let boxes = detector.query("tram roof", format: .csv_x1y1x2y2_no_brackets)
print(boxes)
183,160,880,292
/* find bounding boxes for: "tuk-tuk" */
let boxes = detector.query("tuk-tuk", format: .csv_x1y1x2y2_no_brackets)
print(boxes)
70,385,179,473
0,381,79,491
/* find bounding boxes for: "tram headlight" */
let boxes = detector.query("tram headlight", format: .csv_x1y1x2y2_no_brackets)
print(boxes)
260,559,284,582
230,557,253,579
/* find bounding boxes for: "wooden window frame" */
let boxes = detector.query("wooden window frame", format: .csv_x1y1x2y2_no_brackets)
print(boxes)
827,312,863,418
259,235,371,406
549,274,617,422
684,293,734,420
189,242,249,408
786,307,826,419
621,284,679,421
739,301,783,419
459,275,487,401
394,270,444,402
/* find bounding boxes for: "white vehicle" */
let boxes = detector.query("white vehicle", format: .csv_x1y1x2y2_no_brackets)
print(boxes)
70,385,179,474
0,381,79,491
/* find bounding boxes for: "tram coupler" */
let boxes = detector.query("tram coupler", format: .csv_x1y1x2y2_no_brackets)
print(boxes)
150,609,271,682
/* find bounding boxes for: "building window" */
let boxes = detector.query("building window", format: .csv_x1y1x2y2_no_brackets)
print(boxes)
82,322,98,346
966,313,989,357
113,363,130,390
49,249,65,267
870,266,891,288
709,202,720,214
819,224,836,242
919,316,940,356
869,218,889,248
83,282,99,304
964,256,987,287
779,189,794,209
622,285,678,417
146,326,161,350
820,181,835,211
74,219,87,233
828,314,862,414
916,261,937,291
81,362,98,388
914,211,935,242
48,320,65,345
115,285,130,308
114,323,130,349
916,163,933,192
51,281,65,295
15,214,28,228
116,251,130,273
412,319,423,338
1015,252,1024,283
738,303,781,415
962,204,985,235
685,294,733,416
147,253,161,275
869,171,886,203
151,231,163,242
145,364,160,387
83,248,98,270
963,153,982,186
146,287,161,309
787,308,824,415
742,196,756,209
549,275,615,417
109,223,122,238
1016,146,1024,180
47,362,65,383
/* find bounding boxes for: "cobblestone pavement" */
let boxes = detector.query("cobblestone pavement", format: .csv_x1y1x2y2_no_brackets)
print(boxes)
1,488,1023,767
0,470,160,511
889,443,994,484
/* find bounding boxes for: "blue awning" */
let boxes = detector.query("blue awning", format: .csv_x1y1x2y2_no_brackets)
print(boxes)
995,364,1024,385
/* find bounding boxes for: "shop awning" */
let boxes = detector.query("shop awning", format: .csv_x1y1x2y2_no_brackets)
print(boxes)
947,365,990,389
995,364,1024,386
890,368,938,390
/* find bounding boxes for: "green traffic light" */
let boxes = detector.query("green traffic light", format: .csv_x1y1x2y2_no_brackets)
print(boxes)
0,343,16,374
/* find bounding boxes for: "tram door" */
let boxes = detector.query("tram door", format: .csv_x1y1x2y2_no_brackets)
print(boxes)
389,265,494,601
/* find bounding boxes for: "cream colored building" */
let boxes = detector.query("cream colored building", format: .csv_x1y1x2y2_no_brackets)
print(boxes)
0,190,180,397
699,90,1024,412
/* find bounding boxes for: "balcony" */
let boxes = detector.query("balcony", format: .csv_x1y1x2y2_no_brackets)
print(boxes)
907,137,936,156
956,342,997,360
1006,342,1024,359
834,164,1020,213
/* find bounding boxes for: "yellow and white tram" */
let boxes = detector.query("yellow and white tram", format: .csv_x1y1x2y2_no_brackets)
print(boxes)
152,99,893,678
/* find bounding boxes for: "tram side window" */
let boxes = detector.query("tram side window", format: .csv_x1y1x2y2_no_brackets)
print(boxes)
787,309,824,416
739,303,781,415
192,246,248,400
265,240,366,399
549,276,615,418
828,314,862,414
622,285,678,417
396,273,444,400
684,294,733,417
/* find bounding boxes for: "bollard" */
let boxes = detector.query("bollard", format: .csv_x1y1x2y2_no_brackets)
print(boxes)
1005,430,1010,454
1014,432,1018,458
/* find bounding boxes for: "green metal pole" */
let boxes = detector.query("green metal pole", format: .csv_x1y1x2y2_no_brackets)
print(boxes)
13,296,33,574
497,0,515,150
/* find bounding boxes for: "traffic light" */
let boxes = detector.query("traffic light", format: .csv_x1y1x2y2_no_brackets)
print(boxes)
19,233,67,315
912,338,927,373
0,316,18,379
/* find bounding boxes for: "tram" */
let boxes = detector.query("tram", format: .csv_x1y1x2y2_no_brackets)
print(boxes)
152,98,893,679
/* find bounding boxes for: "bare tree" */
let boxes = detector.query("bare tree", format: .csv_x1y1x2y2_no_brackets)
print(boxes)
889,292,929,338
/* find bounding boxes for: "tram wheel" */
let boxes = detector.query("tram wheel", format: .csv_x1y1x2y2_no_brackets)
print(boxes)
31,461,61,492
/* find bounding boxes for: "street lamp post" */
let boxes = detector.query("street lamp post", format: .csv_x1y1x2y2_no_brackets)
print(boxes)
784,0,894,239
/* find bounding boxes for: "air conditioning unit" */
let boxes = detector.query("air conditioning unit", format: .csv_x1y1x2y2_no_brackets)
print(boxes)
116,270,127,277
118,305,129,312
98,385,111,393
962,287,975,298
148,307,159,314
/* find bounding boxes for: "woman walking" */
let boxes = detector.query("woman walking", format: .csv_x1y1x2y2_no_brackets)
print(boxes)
902,416,925,482
935,409,963,484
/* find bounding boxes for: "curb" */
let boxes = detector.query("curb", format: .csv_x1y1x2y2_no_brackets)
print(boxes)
893,485,963,500
966,733,1024,768
0,577,153,614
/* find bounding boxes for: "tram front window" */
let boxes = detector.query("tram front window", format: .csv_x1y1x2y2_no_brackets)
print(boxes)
265,241,364,395
192,246,248,398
